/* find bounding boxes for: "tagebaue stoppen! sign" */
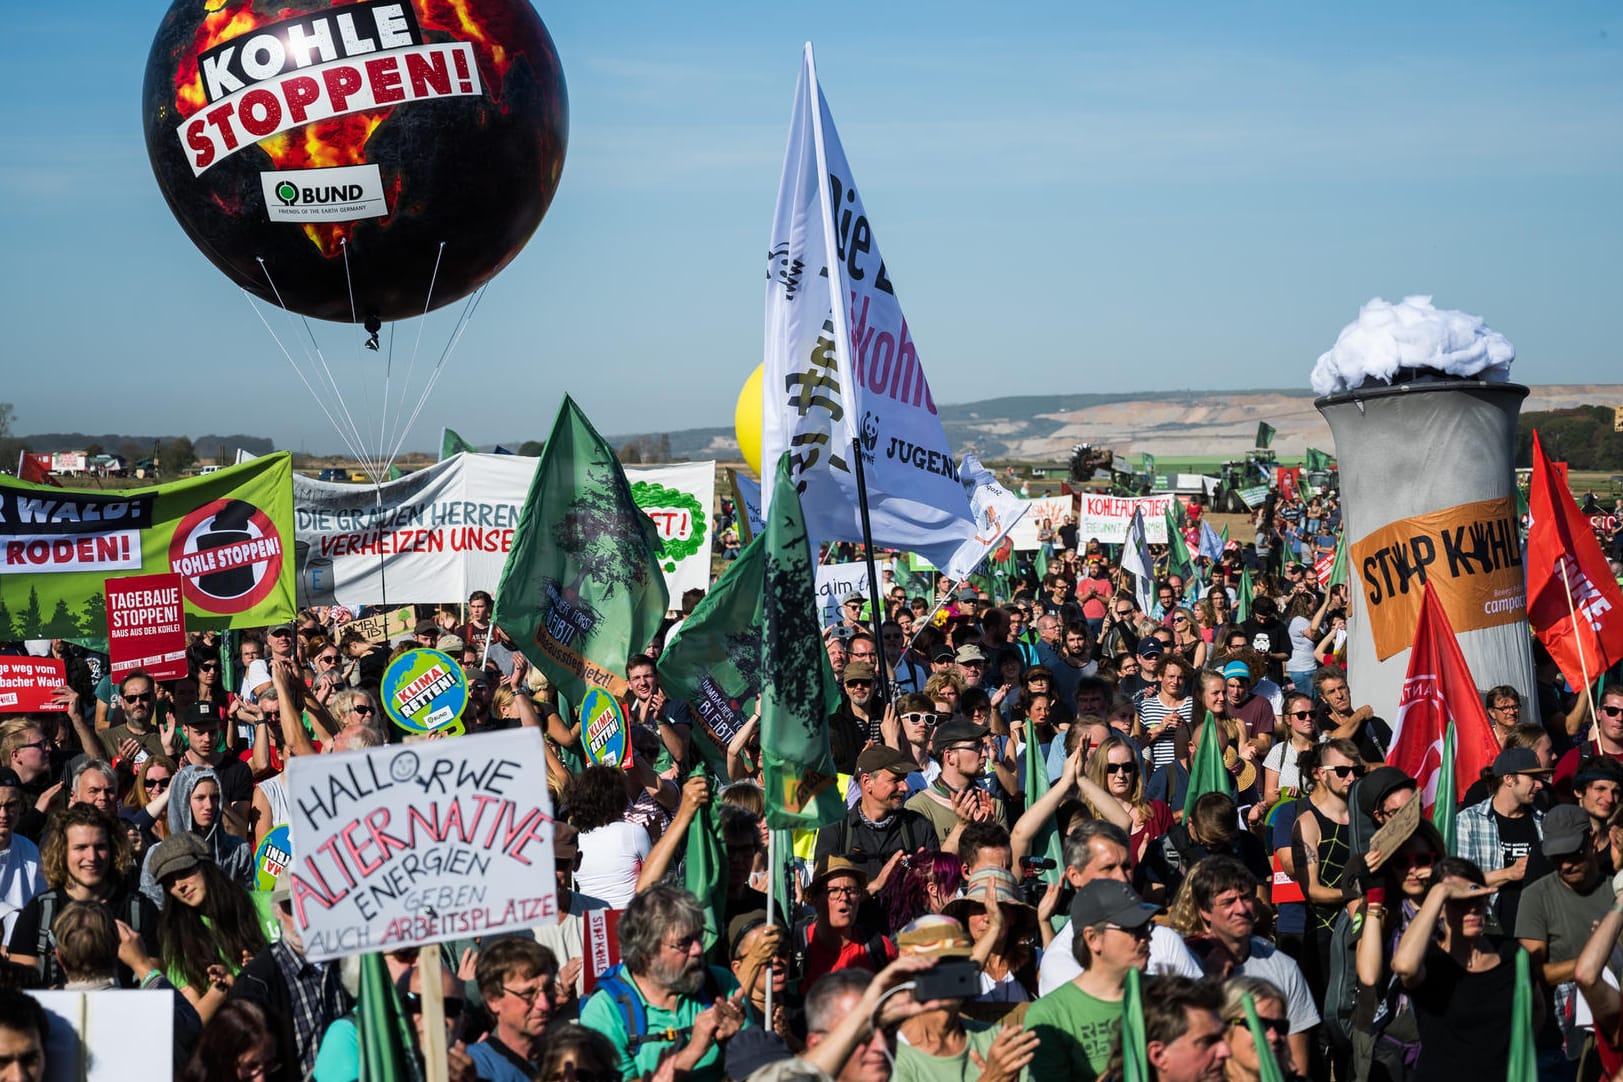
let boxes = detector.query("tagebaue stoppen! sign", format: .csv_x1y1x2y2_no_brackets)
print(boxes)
380,649,468,735
580,685,630,768
285,728,558,961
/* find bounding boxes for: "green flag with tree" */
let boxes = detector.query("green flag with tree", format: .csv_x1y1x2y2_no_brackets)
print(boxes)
759,454,843,831
492,396,669,706
658,534,765,780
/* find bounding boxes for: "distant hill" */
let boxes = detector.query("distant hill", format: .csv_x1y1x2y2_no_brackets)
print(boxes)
16,433,276,461
604,383,1622,464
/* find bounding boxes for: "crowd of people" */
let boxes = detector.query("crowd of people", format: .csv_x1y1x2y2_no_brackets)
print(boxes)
0,486,1621,1082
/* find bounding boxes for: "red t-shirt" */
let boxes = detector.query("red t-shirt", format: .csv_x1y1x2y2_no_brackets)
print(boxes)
802,923,897,987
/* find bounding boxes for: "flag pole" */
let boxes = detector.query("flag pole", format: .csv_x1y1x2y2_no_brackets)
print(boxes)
1556,559,1596,738
764,827,777,1021
851,438,892,724
904,579,965,655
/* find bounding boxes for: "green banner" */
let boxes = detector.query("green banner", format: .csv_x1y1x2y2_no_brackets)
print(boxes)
492,397,669,705
659,533,765,780
0,454,294,634
760,454,842,831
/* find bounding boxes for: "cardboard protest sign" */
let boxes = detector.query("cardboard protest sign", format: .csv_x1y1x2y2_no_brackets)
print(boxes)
1075,494,1175,545
380,649,468,734
105,572,188,681
0,657,67,713
335,605,416,644
580,685,630,767
31,989,172,1082
285,727,558,961
814,561,872,627
0,454,294,631
1351,496,1526,660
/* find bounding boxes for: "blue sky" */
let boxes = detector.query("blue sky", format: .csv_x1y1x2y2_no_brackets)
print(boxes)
2,2,1619,457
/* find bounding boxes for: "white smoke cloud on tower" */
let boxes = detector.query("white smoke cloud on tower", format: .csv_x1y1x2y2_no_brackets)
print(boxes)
1311,295,1515,397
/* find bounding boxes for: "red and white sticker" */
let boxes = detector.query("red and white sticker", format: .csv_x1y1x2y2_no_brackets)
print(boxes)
167,498,285,615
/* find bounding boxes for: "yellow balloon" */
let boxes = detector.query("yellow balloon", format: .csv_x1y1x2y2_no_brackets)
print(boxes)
734,363,764,477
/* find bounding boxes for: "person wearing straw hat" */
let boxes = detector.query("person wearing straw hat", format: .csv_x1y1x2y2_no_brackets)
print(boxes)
890,914,1038,1082
942,867,1039,1008
795,856,896,987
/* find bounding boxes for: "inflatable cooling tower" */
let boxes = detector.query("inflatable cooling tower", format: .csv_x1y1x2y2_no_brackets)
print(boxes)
1316,377,1536,726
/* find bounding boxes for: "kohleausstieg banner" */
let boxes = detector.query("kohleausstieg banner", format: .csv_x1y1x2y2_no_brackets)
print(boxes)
0,454,294,632
293,454,715,606
760,44,1009,577
1075,493,1177,546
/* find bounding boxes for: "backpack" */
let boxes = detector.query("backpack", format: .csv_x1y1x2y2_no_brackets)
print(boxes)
1321,907,1361,1050
34,889,149,987
593,963,718,1052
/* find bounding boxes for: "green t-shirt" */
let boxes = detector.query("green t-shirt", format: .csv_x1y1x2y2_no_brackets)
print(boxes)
578,966,742,1082
1022,981,1123,1082
895,1019,1001,1082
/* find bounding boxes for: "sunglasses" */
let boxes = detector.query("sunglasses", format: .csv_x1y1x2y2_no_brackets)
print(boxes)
317,654,339,664
401,993,464,1018
353,704,375,716
199,663,220,672
901,712,938,725
1287,709,1314,720
1105,762,1137,775
1602,706,1623,719
1231,1015,1290,1036
844,679,874,688
1397,850,1437,870
1103,922,1153,940
123,692,154,703
1327,765,1365,779
144,777,171,791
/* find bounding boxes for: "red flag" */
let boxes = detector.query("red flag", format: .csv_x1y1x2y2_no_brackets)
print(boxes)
1527,430,1623,685
1388,583,1501,812
16,452,61,487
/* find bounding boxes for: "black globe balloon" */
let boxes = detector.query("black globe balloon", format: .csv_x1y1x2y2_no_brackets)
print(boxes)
143,0,567,324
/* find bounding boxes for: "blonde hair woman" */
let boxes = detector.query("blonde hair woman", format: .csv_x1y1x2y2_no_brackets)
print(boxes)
1083,734,1172,865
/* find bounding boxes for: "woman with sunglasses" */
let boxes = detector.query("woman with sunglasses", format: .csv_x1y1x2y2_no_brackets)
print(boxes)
1350,817,1448,1081
153,836,269,1022
1392,857,1527,1082
1261,693,1319,807
1167,607,1207,670
533,1022,620,1082
122,753,178,845
1082,734,1170,866
1221,976,1303,1082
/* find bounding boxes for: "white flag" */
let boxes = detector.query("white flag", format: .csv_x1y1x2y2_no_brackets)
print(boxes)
942,455,1029,580
1121,506,1156,614
761,44,991,570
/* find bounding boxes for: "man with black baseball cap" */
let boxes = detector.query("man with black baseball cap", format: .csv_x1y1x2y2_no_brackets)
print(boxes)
813,745,934,883
1025,880,1158,1082
905,718,1005,849
1457,746,1551,931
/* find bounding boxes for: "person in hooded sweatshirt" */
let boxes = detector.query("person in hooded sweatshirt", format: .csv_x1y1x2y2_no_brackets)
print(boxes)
140,763,253,909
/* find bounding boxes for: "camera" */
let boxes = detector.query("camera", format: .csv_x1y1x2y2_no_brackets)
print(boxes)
1017,856,1057,908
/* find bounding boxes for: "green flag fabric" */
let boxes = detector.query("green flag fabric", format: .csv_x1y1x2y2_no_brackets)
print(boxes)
358,951,424,1082
1183,712,1233,816
1241,993,1286,1082
1121,966,1149,1082
1236,568,1254,623
1163,506,1194,584
658,534,766,780
1256,422,1276,449
1433,722,1458,856
759,454,843,831
1326,532,1349,589
1022,726,1062,889
685,780,729,953
1508,948,1537,1081
492,396,670,705
1305,447,1331,473
1034,544,1049,583
439,427,476,461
